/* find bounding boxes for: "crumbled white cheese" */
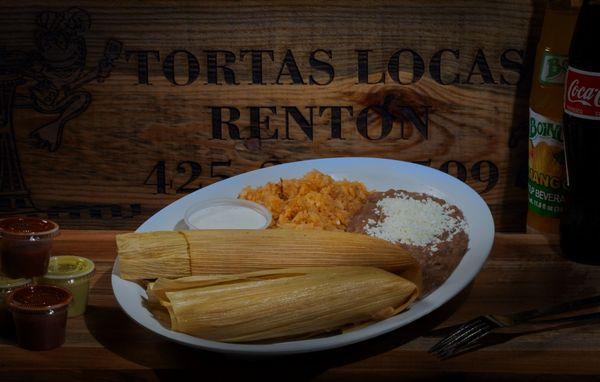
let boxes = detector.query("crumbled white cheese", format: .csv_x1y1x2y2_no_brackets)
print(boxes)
364,193,467,249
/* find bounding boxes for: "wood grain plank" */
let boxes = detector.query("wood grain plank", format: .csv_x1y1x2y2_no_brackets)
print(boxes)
0,1,544,231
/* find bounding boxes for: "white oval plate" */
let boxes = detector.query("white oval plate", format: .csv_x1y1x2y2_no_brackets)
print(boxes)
111,157,494,355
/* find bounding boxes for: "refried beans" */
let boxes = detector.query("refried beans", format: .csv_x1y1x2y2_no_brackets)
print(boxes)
348,189,469,295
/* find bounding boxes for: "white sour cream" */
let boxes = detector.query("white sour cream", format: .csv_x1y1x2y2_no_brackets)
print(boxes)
187,205,268,229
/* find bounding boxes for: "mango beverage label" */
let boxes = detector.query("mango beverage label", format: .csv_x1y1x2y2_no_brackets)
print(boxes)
528,109,567,217
539,52,569,85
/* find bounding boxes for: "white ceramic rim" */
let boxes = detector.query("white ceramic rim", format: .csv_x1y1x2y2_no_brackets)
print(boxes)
111,157,495,355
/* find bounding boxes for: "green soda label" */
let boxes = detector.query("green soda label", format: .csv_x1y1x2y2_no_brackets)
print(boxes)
528,109,567,217
539,52,568,85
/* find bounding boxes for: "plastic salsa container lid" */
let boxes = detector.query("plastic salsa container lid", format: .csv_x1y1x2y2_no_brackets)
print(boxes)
184,198,272,230
44,256,95,280
0,217,59,240
6,285,72,313
0,274,31,290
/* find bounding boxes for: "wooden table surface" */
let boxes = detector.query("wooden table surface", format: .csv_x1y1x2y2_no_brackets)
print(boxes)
1,230,599,381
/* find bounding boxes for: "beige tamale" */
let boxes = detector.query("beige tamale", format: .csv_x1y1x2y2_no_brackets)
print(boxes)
117,229,421,288
146,266,419,343
117,231,190,280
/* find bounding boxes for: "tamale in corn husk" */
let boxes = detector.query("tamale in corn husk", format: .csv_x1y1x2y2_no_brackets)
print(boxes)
117,231,190,280
118,229,421,289
146,266,418,343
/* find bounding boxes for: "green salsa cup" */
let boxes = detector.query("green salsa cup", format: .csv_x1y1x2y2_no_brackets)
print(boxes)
37,256,95,317
0,274,31,334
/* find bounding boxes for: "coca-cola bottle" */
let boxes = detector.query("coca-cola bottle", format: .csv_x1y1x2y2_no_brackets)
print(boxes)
561,0,600,264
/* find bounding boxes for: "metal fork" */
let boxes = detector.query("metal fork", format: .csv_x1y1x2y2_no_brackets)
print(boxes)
429,294,600,359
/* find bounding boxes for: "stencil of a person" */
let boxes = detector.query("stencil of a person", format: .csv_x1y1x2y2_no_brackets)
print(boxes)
14,7,120,151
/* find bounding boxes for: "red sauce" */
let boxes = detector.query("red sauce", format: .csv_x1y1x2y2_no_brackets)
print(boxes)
9,285,71,310
0,217,59,278
6,285,72,350
0,217,57,236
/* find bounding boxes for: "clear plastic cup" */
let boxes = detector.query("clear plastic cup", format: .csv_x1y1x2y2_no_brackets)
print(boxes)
0,217,59,278
184,198,272,230
0,274,31,335
6,285,72,350
37,256,95,317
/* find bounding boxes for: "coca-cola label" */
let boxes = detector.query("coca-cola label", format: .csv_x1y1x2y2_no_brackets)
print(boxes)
564,67,600,120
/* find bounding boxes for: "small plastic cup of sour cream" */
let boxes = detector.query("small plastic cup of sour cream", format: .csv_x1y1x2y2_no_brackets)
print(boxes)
184,198,272,230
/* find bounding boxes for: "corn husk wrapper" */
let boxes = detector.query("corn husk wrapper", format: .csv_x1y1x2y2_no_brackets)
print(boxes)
117,231,190,280
118,229,422,289
146,266,418,343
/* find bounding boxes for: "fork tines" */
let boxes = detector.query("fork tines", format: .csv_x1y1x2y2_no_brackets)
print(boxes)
429,316,497,358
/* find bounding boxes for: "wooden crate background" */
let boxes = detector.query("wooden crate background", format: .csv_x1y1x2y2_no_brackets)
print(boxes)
0,1,545,232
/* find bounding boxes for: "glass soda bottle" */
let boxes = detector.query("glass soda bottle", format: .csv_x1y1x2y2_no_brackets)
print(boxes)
561,0,600,264
527,0,580,234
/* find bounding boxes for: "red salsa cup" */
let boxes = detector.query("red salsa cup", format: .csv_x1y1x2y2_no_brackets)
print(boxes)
0,217,59,278
6,285,72,350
